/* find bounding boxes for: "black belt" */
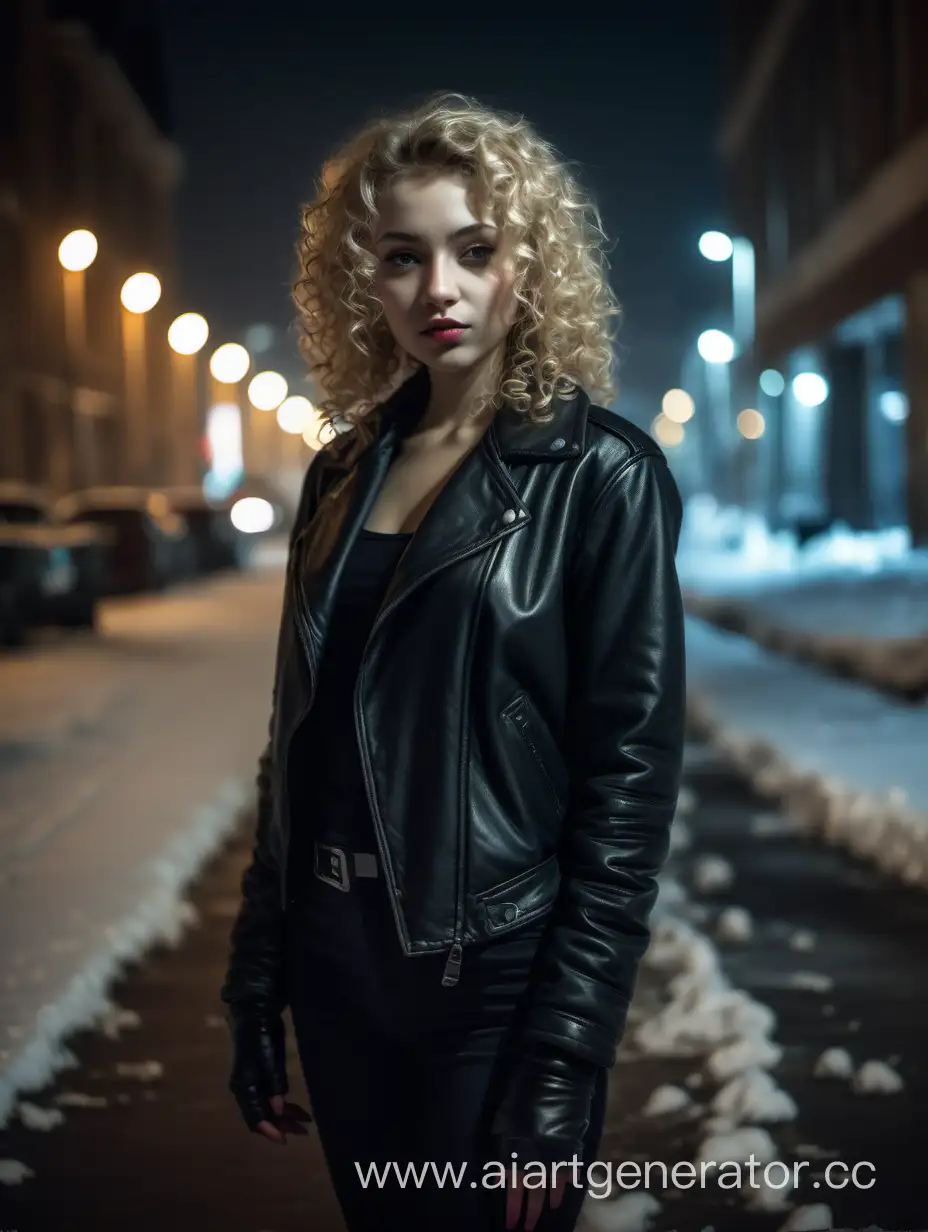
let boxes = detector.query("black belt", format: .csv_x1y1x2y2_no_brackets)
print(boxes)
313,840,379,891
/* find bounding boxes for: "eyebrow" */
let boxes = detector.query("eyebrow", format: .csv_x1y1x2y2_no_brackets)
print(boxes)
375,223,495,244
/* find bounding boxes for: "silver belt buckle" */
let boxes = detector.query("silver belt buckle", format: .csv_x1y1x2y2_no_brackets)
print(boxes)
314,842,350,892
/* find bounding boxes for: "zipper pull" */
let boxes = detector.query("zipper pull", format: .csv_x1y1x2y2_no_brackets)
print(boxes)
441,942,463,987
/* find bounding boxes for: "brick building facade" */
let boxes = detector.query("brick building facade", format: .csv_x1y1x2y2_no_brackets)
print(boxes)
1,0,185,494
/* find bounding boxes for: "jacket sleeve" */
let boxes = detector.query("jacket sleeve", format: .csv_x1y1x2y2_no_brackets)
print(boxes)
520,448,686,1068
219,454,327,1015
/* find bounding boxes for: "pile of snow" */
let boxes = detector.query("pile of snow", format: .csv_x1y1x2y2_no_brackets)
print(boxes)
577,1190,661,1232
692,855,735,894
635,914,793,1138
678,499,928,695
685,617,928,892
813,1048,853,1080
851,1059,904,1094
716,906,753,942
776,1205,833,1230
677,495,915,592
641,1083,692,1118
812,1048,904,1094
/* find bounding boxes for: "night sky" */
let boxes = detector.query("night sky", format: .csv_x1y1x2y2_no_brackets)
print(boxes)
156,1,725,427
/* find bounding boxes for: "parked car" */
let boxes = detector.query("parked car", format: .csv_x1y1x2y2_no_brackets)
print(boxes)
164,486,246,573
0,482,110,643
54,487,186,594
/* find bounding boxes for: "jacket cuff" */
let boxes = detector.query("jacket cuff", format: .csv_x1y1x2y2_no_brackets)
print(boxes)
489,1041,602,1165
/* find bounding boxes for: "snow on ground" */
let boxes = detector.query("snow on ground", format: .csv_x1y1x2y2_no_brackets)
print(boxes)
0,548,286,1127
677,496,928,695
685,615,928,889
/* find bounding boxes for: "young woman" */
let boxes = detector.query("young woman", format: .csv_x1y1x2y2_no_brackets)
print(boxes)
221,93,686,1232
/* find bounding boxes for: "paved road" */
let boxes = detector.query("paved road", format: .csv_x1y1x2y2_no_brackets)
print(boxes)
2,741,927,1231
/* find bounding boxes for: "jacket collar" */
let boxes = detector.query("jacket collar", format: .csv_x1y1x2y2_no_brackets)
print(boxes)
377,366,589,462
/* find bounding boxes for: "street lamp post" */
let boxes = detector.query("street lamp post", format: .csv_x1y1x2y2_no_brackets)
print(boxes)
167,313,210,487
120,271,162,483
247,370,288,476
209,342,251,482
57,230,98,490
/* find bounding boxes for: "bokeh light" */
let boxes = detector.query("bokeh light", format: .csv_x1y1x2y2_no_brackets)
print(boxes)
209,343,250,384
58,229,98,272
248,371,288,411
120,272,162,314
737,408,766,439
168,313,209,356
662,389,695,424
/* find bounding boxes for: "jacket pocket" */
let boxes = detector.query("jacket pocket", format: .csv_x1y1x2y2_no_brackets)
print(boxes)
501,691,566,816
476,853,561,936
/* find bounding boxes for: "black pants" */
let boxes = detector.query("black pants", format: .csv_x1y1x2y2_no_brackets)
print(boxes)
283,873,608,1231
290,996,608,1231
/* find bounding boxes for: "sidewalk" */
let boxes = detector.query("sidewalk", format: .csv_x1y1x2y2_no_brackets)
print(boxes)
0,557,285,1128
684,615,928,892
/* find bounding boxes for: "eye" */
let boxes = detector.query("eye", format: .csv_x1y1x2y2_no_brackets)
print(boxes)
462,244,495,264
384,250,418,267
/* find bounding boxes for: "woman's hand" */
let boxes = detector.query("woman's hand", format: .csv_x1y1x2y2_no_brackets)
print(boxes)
505,1166,569,1231
227,1003,313,1143
254,1092,313,1146
490,1042,600,1227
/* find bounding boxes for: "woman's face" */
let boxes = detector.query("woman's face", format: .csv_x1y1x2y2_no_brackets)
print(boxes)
371,172,519,377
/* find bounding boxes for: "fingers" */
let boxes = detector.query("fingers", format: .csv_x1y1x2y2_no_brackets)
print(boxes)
523,1183,546,1232
550,1174,568,1209
255,1117,286,1145
505,1178,525,1230
504,1171,571,1231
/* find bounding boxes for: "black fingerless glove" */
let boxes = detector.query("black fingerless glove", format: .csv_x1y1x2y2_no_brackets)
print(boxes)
489,1042,602,1166
227,1001,289,1132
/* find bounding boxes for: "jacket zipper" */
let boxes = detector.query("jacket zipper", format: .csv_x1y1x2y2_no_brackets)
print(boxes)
352,545,491,987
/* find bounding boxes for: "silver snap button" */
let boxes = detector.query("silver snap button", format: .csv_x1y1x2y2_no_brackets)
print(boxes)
503,905,518,922
550,437,566,451
501,508,517,524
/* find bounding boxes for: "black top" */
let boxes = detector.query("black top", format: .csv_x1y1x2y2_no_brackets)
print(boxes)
289,527,412,848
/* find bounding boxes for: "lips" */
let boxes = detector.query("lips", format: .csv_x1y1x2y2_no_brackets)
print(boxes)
422,321,468,335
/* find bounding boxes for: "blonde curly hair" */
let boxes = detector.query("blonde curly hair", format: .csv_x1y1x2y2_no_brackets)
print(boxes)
293,91,621,456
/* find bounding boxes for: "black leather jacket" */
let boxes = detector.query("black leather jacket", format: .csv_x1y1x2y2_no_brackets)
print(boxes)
221,368,686,1071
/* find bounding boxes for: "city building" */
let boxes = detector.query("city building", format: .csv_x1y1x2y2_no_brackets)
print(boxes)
0,0,188,493
720,0,928,542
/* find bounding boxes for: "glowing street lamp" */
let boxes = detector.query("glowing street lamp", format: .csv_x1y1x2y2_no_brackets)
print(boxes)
791,372,829,407
168,312,209,356
57,230,101,487
167,314,210,485
120,273,162,481
120,272,161,314
697,329,735,364
248,371,288,411
209,342,250,384
698,230,733,262
58,229,98,272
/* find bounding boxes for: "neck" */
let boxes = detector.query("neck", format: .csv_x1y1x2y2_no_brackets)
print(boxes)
416,352,502,439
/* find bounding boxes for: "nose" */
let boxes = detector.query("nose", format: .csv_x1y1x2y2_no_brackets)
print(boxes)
423,252,459,310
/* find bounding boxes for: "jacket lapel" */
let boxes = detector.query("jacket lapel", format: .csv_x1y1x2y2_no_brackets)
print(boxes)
299,369,591,649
